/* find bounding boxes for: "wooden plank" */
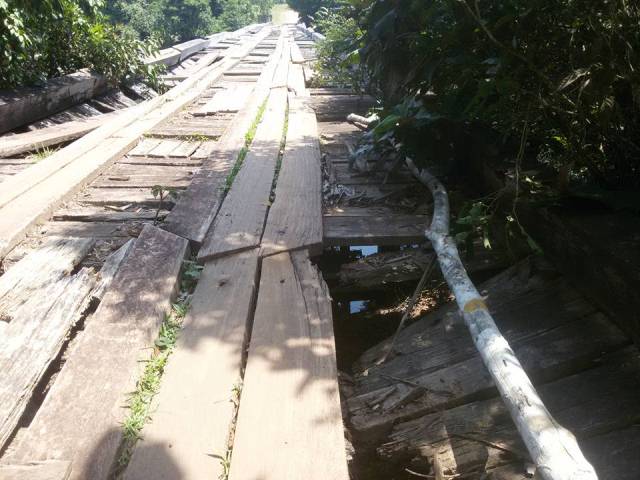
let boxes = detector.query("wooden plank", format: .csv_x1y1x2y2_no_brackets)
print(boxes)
169,140,200,157
347,292,629,441
76,187,181,207
128,138,162,157
0,28,271,259
0,71,107,134
261,96,322,257
290,42,306,64
0,268,96,450
0,237,94,321
0,112,119,157
52,206,166,223
147,139,183,157
0,461,71,480
38,221,147,238
6,225,188,480
323,213,429,246
196,46,289,261
93,164,195,188
124,250,259,480
378,347,640,473
227,250,349,480
193,84,254,116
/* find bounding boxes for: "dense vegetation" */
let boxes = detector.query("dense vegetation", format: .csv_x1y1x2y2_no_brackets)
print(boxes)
311,0,640,196
0,0,276,89
105,0,276,47
0,0,158,89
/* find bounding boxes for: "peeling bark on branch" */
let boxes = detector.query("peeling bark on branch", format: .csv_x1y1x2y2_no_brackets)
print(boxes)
405,157,598,480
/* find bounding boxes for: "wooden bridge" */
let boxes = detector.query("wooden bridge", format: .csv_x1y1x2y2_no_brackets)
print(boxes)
0,19,638,480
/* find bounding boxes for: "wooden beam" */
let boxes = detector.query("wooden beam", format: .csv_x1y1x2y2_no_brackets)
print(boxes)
261,95,322,257
4,225,189,480
124,250,259,480
323,211,429,246
0,71,107,134
227,251,349,480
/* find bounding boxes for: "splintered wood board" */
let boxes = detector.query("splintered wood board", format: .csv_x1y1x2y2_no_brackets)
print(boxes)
162,35,285,246
124,250,259,480
5,226,188,480
261,96,322,257
197,56,289,262
227,251,349,480
193,84,254,116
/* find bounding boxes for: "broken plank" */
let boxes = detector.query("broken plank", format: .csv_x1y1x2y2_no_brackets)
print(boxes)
261,96,322,257
227,250,349,480
52,206,167,223
0,237,94,321
0,268,96,450
197,53,289,261
379,347,640,472
5,225,189,480
0,461,71,480
124,250,259,480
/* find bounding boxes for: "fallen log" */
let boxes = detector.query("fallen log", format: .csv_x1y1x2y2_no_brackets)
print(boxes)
404,157,597,480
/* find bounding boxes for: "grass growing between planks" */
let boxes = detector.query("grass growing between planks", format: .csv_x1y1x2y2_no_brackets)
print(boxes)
223,98,268,192
269,102,289,203
113,259,203,477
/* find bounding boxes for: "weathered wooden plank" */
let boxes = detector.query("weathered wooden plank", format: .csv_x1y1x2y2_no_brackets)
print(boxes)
290,42,306,64
128,138,162,157
323,212,429,246
38,221,147,238
0,112,119,157
193,84,254,116
0,268,96,450
168,140,200,157
0,71,107,134
6,225,189,480
52,206,166,223
261,96,322,257
124,250,259,480
378,347,640,473
147,139,183,158
0,461,71,480
228,251,349,480
197,48,289,261
93,164,195,188
346,268,629,440
0,237,94,321
307,94,376,121
76,187,181,207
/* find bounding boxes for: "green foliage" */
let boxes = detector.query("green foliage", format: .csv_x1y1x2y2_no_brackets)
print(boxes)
351,0,640,190
0,0,160,89
106,0,276,48
286,0,337,22
313,7,364,89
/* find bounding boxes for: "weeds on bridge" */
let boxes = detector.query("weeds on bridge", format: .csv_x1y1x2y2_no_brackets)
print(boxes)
223,98,268,192
113,259,203,476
